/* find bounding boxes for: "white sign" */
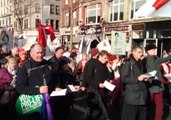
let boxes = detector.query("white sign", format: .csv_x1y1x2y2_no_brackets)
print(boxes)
103,80,116,91
111,31,126,55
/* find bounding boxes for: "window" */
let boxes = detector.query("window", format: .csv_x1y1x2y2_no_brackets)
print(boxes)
65,12,69,27
130,0,146,19
86,4,100,24
24,19,28,29
35,3,41,13
65,0,68,5
24,5,28,15
50,19,54,28
6,18,8,26
56,5,60,15
35,19,40,28
50,5,55,14
9,17,11,25
56,20,59,31
109,0,124,21
73,11,77,27
14,21,17,29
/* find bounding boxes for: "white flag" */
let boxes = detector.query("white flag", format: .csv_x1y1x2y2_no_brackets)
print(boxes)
97,39,111,53
134,0,171,18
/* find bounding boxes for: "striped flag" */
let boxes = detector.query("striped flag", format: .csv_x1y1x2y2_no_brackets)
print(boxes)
134,0,171,18
38,23,56,47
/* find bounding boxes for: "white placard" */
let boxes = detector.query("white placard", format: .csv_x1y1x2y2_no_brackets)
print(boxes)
144,70,157,78
103,80,116,91
50,89,67,96
68,85,78,92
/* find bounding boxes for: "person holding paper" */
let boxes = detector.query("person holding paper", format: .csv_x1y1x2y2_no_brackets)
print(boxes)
121,46,149,120
86,50,110,120
145,43,171,120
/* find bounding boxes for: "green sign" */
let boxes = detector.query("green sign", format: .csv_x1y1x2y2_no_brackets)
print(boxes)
15,94,43,115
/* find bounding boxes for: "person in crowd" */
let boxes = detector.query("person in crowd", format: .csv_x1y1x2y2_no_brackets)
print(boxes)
0,45,10,67
16,43,55,120
74,52,88,84
18,48,28,67
145,43,171,120
163,50,169,58
52,56,75,120
82,48,99,88
9,47,19,58
161,61,171,104
1,45,10,58
48,46,64,72
0,57,18,120
69,51,77,72
86,50,110,120
121,46,149,120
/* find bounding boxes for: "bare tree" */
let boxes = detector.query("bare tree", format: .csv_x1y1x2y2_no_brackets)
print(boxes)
11,0,37,34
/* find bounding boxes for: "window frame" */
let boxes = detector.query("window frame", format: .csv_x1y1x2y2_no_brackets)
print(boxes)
86,4,100,25
109,0,124,22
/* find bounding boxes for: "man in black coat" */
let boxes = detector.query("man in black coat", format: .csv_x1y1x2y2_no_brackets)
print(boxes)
16,43,55,120
121,46,149,120
86,50,110,120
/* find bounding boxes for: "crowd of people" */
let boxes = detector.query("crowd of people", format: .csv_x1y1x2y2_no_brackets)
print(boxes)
0,43,171,120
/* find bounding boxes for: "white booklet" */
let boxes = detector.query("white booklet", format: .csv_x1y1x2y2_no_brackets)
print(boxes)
144,70,157,78
68,85,78,92
103,80,116,91
50,89,67,96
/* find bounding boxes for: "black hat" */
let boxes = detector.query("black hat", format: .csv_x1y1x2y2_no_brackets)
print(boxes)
55,46,63,52
58,56,70,66
145,43,157,52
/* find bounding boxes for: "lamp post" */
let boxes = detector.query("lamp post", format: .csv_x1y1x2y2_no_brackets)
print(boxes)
69,0,84,50
69,0,73,50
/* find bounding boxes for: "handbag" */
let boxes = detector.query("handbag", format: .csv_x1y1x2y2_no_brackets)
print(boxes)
0,91,9,105
15,94,43,115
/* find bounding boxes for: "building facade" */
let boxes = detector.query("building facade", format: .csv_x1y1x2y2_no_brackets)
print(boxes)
60,0,171,55
0,0,61,40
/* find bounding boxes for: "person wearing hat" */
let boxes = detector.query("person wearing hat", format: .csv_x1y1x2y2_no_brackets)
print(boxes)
145,43,171,120
18,48,28,67
81,48,99,89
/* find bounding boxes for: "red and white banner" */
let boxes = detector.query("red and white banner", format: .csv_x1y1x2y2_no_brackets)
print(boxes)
134,0,171,18
38,23,56,47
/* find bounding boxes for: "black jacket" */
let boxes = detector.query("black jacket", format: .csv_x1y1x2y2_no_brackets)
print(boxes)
121,55,147,105
16,59,54,95
86,59,109,103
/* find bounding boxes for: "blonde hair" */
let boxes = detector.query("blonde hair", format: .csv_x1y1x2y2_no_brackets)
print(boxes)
5,57,17,66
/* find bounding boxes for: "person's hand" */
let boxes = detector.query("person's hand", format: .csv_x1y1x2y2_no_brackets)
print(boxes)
39,86,48,93
138,75,149,81
99,83,105,88
55,87,62,91
169,80,171,83
74,86,80,91
80,86,86,91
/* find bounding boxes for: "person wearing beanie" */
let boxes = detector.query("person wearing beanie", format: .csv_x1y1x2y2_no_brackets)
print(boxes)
18,48,28,67
90,48,99,57
81,48,99,89
145,43,171,120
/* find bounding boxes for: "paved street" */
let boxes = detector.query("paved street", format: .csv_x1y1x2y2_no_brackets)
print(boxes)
68,97,171,120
